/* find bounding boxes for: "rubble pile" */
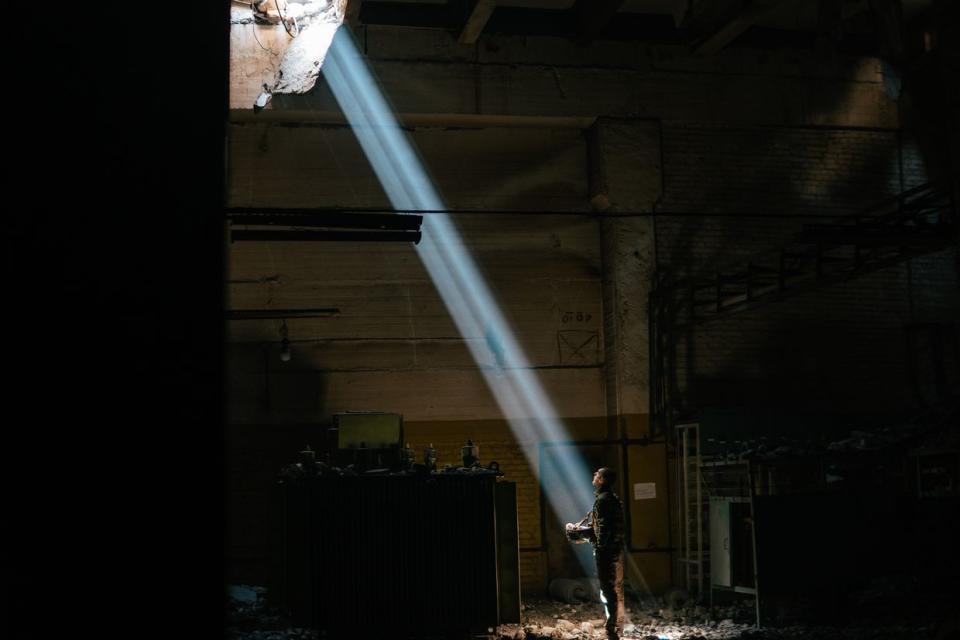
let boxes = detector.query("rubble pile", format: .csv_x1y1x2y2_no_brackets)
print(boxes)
226,585,318,640
510,592,952,640
226,584,953,639
513,596,757,640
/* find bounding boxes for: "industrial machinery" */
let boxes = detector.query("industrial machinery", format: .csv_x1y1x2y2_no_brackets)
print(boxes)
271,471,520,637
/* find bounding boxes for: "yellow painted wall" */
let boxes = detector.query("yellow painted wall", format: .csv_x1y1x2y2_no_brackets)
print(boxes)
624,431,673,594
625,440,670,550
403,416,677,595
623,413,651,440
626,551,673,596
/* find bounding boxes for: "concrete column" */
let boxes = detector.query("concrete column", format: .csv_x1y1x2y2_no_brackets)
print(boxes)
590,118,674,592
588,118,662,439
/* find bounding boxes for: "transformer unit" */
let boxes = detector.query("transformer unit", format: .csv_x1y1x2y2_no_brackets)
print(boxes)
271,473,520,638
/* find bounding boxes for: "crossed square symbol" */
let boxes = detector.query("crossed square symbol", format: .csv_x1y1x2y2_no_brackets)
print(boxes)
557,330,599,364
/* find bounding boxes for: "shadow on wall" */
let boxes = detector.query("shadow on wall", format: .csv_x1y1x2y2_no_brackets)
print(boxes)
655,51,932,284
658,127,907,286
654,60,942,415
689,317,916,414
226,343,333,586
226,421,328,585
227,342,329,423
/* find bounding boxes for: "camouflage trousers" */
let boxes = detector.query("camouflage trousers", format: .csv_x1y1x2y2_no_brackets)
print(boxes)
595,547,624,636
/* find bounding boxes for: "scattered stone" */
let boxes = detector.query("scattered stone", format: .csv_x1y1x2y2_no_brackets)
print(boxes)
556,619,578,633
228,584,260,604
500,625,526,640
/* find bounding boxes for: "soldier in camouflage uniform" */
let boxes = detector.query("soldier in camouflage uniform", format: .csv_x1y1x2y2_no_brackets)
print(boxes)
591,467,624,640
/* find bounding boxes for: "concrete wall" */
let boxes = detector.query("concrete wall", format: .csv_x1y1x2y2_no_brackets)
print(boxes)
227,122,604,592
227,125,600,421
225,23,956,594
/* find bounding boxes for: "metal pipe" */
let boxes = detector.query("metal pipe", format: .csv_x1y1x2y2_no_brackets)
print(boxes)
682,427,689,591
230,229,421,242
228,210,422,230
696,424,702,596
747,460,761,628
227,309,341,320
230,108,596,130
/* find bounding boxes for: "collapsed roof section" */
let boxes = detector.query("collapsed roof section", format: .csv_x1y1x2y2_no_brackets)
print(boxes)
230,0,347,109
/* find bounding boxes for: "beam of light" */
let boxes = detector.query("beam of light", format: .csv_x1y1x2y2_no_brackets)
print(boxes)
322,28,601,573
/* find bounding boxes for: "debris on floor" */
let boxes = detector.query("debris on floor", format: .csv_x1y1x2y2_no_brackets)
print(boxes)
226,584,952,639
229,584,263,604
512,592,949,640
226,584,317,640
516,595,756,639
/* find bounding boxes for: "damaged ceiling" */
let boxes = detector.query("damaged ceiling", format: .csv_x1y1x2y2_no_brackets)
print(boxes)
231,0,936,108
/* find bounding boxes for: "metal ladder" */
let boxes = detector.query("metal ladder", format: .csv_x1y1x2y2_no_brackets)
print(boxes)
677,423,705,597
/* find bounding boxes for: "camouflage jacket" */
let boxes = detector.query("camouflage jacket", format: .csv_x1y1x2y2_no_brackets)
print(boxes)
591,489,624,551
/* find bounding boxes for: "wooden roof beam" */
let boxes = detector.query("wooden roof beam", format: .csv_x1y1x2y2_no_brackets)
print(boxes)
458,0,497,45
345,0,362,27
572,0,626,44
692,0,788,55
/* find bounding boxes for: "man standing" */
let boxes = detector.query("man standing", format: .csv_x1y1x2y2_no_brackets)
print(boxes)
591,467,625,640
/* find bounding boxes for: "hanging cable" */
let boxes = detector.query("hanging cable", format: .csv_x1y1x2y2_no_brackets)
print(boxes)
250,23,281,56
275,0,298,37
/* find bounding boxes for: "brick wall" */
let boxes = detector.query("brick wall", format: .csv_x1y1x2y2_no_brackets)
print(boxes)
655,123,957,419
224,27,952,595
658,124,908,221
518,551,548,595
